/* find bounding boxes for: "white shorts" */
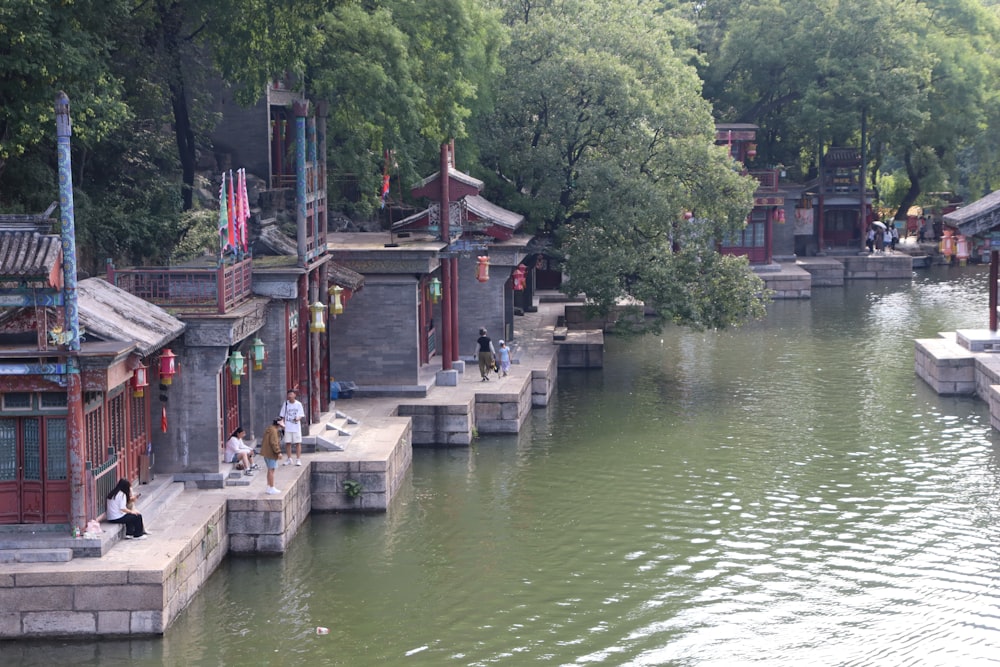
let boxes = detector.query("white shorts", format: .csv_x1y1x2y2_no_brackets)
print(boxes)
283,431,302,444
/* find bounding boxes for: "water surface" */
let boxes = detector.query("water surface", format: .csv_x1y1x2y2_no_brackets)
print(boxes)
7,266,1000,667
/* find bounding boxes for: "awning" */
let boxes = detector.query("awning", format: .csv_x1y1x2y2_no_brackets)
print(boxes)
327,263,364,291
78,277,186,357
943,190,1000,236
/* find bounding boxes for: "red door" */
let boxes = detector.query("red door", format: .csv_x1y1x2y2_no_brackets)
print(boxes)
0,417,69,524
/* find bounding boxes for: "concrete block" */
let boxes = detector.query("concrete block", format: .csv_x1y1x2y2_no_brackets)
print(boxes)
435,369,458,386
15,570,128,587
98,610,131,634
130,610,163,634
256,534,286,553
477,403,501,421
501,402,521,421
23,611,96,635
0,611,20,637
74,585,163,611
127,569,164,585
228,534,256,553
0,586,73,612
0,573,13,587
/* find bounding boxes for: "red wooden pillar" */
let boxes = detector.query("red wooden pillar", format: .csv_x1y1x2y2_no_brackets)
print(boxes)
439,143,452,371
450,256,459,362
991,250,998,331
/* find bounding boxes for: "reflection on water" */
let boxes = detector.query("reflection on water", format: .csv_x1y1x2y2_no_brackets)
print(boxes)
6,266,1000,667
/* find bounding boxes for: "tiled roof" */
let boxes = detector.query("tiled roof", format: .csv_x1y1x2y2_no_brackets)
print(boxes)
78,278,186,357
943,190,1000,236
464,195,524,230
0,231,63,283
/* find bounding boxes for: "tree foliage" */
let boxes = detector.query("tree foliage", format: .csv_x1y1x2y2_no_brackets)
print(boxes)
478,0,765,330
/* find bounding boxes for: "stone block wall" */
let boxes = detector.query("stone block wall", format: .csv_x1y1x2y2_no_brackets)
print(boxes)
475,377,532,434
154,343,228,476
398,401,472,445
311,420,412,511
532,354,557,407
914,337,977,395
0,497,229,639
842,255,912,280
329,275,420,386
228,470,311,554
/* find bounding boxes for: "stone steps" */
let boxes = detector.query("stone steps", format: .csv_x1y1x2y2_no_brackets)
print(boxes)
305,408,360,452
0,547,74,563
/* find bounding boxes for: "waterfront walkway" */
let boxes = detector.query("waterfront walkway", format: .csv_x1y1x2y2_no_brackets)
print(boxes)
0,300,572,639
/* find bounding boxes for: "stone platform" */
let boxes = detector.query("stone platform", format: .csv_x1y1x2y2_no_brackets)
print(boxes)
915,329,1000,433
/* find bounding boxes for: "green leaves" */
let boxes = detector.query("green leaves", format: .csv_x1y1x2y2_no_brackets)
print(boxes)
479,0,766,330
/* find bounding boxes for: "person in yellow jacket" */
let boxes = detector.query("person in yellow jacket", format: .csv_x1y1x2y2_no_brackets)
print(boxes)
262,418,284,494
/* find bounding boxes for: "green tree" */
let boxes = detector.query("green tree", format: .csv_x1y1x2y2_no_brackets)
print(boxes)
0,0,131,184
479,0,765,330
307,0,503,217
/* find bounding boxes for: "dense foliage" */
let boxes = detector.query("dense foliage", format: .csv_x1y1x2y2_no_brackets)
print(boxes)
3,0,1000,324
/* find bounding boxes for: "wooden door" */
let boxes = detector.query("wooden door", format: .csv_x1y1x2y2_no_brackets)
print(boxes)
0,417,66,524
0,418,19,523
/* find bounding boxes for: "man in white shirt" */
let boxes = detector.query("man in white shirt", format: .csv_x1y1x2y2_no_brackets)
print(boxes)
279,389,305,466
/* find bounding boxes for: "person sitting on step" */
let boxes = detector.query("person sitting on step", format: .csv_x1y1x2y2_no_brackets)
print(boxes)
106,478,148,539
224,426,257,476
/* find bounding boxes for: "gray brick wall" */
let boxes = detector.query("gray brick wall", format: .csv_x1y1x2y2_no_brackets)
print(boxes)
152,344,227,474
330,275,420,386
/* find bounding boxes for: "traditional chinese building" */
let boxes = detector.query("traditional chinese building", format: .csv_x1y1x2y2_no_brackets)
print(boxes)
0,214,184,525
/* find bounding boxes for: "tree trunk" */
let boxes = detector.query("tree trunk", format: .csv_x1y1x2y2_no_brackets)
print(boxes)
159,0,196,211
894,148,921,223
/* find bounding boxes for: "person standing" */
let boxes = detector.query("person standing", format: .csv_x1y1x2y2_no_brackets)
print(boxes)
280,389,305,466
866,227,875,253
474,327,496,382
890,224,899,251
106,478,148,539
883,227,893,253
261,418,284,494
918,218,927,242
498,339,511,377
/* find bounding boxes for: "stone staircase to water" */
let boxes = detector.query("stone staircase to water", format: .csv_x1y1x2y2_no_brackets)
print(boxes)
0,476,185,560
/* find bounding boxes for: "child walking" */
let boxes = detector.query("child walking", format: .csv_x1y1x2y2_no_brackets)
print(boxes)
498,339,511,377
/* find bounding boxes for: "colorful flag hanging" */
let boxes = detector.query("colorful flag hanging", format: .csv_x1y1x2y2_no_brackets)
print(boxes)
239,168,251,251
380,173,390,210
218,172,228,256
227,169,237,250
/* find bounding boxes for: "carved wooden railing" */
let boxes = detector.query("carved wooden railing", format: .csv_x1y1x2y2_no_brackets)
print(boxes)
107,258,253,314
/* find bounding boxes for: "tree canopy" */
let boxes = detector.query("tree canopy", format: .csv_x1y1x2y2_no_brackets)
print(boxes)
5,0,1000,325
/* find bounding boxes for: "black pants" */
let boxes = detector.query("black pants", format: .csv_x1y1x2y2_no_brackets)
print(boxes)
109,512,145,537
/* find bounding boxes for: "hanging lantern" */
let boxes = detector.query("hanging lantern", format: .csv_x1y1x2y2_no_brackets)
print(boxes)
429,277,442,304
131,362,149,398
746,142,757,159
476,255,490,283
228,350,245,385
159,349,177,385
512,265,527,291
309,301,327,333
329,284,344,315
683,211,694,221
251,337,266,371
775,207,786,224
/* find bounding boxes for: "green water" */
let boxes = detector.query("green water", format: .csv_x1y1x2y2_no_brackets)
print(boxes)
8,266,1000,666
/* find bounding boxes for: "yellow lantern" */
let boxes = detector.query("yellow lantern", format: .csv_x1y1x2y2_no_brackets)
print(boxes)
309,301,327,333
131,362,149,398
228,350,245,385
329,284,344,315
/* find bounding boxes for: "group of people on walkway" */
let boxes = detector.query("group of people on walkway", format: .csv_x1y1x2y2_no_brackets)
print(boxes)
222,388,304,494
474,327,511,381
867,224,900,254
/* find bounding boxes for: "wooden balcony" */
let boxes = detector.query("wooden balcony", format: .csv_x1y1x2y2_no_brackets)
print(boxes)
750,169,779,193
106,258,253,315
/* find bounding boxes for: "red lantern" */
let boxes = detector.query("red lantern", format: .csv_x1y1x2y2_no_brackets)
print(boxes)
512,265,526,291
131,362,149,398
746,143,757,159
476,255,490,283
159,348,177,385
